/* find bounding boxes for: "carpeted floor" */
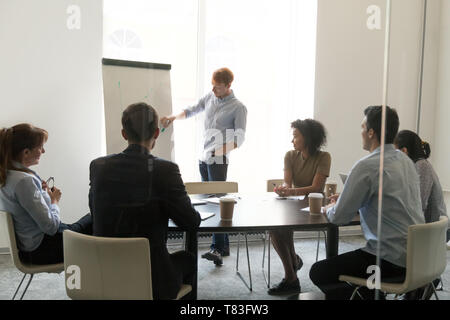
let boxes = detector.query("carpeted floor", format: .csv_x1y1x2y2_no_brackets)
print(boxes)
1,235,449,300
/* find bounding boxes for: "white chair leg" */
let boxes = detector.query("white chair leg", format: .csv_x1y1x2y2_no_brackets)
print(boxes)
262,232,266,279
262,233,266,269
315,231,327,262
346,282,364,300
12,273,28,300
236,232,252,291
236,233,241,270
262,232,271,288
420,282,440,300
20,274,34,300
353,287,364,300
431,282,439,300
245,233,252,291
268,233,271,287
12,273,33,300
315,232,321,261
436,277,443,291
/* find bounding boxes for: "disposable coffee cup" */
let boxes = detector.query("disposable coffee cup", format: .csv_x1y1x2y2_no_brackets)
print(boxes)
325,181,338,199
309,193,324,215
220,198,235,221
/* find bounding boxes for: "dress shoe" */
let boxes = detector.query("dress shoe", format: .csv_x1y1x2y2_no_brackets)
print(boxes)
268,278,301,296
201,249,223,265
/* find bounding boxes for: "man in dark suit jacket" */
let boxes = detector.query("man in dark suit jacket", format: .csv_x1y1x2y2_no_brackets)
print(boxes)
89,102,201,300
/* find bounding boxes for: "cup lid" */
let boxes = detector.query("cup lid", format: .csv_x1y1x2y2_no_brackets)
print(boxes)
326,181,337,185
220,197,236,202
309,193,324,198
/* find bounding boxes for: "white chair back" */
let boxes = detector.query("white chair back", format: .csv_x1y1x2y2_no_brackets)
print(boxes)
1,211,63,274
1,211,23,271
63,230,153,300
403,216,448,291
266,179,284,192
184,181,238,195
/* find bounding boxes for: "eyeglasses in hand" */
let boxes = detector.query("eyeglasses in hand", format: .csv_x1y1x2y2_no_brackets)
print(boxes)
46,177,55,191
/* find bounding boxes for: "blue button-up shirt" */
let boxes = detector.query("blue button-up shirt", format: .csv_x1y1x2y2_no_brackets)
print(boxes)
184,90,247,163
326,145,424,267
0,163,60,252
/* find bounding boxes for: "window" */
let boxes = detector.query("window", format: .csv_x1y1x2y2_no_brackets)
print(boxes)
103,0,318,192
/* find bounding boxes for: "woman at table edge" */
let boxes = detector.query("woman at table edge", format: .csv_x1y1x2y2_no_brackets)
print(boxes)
268,119,331,295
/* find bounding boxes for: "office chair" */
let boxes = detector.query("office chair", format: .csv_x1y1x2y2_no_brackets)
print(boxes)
63,230,191,300
339,217,448,300
0,211,64,300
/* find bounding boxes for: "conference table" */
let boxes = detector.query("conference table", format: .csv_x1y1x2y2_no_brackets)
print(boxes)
168,192,360,299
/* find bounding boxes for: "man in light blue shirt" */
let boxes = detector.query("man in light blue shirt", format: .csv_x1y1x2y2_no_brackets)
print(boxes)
309,106,424,300
160,68,247,265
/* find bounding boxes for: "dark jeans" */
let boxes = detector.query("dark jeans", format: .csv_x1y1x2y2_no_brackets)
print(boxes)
19,213,93,265
170,250,197,300
199,159,229,254
309,249,406,300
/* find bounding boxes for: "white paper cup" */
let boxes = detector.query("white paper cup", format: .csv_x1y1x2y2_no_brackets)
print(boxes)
309,193,324,215
220,198,235,221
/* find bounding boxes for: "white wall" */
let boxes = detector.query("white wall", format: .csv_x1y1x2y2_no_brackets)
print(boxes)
418,0,441,146
314,0,439,191
433,0,450,194
0,0,104,248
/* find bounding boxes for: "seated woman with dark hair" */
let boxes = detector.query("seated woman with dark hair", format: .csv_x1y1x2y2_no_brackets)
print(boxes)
268,119,331,295
0,123,92,265
394,130,449,299
394,130,449,240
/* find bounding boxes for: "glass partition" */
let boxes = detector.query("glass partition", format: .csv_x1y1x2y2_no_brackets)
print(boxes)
375,0,450,300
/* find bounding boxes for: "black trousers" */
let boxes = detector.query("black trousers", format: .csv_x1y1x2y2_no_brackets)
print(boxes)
199,159,229,254
309,249,406,300
19,214,93,265
170,250,197,300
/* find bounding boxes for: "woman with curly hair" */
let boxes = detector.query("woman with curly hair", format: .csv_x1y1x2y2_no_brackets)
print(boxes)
268,119,331,295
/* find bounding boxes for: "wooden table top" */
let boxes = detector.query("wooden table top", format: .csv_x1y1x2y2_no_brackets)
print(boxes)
169,193,360,232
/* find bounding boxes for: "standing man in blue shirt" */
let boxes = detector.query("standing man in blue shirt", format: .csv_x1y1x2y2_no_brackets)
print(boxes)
309,106,424,300
161,68,248,266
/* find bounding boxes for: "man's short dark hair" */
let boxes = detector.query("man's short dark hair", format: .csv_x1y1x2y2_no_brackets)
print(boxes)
364,106,399,144
122,102,159,142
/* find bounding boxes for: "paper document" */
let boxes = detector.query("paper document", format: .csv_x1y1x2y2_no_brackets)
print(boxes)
200,212,215,221
206,196,239,205
301,207,324,214
206,197,221,204
191,198,207,206
276,195,305,200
